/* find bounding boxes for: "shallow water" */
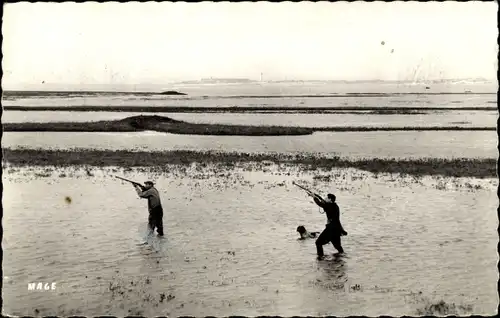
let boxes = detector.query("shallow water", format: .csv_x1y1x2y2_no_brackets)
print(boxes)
2,110,496,128
2,81,496,108
2,130,496,159
2,94,495,109
4,80,497,98
2,165,498,316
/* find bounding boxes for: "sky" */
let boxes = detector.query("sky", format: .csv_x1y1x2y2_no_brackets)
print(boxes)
2,1,498,90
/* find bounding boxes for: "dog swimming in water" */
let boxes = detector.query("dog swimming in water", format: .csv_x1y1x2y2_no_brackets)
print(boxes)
297,225,320,240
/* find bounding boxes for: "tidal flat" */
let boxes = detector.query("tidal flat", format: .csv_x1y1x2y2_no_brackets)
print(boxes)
2,162,497,317
3,82,497,317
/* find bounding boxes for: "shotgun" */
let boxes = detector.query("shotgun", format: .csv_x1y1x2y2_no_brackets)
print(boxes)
114,175,146,191
292,181,320,198
293,181,326,214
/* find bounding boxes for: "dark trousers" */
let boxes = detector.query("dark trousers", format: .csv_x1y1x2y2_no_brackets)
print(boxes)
148,206,164,236
315,224,344,256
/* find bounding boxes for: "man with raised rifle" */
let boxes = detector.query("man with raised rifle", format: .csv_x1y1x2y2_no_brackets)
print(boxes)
312,192,348,259
134,180,164,237
115,176,165,239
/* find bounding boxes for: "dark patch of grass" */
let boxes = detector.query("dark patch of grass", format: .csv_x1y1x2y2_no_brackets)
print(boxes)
366,109,428,114
3,115,314,136
4,119,137,132
2,149,496,178
3,105,496,113
158,90,186,95
2,115,495,135
313,175,332,182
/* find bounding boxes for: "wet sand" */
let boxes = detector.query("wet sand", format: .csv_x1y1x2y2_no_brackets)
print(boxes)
2,164,497,316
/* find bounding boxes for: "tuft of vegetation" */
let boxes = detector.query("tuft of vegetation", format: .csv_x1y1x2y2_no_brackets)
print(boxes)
405,290,475,316
2,148,496,178
416,299,474,316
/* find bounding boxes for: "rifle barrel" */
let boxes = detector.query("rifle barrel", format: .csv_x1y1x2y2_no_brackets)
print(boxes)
293,182,316,196
114,175,140,185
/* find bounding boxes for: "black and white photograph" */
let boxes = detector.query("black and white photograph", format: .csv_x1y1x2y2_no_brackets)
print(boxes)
1,1,498,316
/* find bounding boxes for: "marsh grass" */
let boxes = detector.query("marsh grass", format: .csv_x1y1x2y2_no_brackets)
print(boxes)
411,295,474,316
2,148,496,178
416,300,474,316
3,115,314,136
2,115,494,135
402,290,476,316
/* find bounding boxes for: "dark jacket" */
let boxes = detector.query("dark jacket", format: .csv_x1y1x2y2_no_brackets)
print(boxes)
313,197,346,235
136,186,162,212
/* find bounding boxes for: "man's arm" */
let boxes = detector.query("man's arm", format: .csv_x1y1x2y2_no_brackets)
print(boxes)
135,186,151,198
313,195,326,208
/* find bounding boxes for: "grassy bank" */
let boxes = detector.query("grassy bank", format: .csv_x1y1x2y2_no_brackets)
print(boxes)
3,105,496,114
2,149,496,178
1,115,495,135
2,115,314,136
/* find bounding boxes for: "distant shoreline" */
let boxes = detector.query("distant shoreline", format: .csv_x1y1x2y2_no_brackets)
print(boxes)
158,90,187,95
2,149,496,178
2,77,494,90
2,91,497,97
2,115,495,135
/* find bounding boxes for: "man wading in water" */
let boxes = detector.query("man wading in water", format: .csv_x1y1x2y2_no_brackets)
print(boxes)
134,181,164,238
312,193,347,259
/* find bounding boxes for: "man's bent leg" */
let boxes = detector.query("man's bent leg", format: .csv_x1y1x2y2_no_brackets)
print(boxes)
151,206,164,236
315,228,331,257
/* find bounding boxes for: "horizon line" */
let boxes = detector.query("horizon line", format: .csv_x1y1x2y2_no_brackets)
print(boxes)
3,77,496,91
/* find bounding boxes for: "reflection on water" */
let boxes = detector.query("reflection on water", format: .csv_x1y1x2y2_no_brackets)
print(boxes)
314,255,348,291
2,130,496,159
